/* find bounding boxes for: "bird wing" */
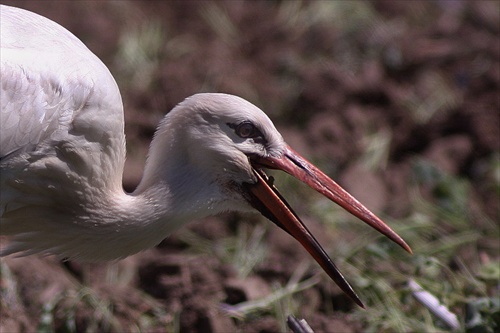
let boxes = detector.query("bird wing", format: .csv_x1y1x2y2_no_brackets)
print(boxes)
0,5,126,226
0,5,129,260
0,62,73,159
0,5,123,160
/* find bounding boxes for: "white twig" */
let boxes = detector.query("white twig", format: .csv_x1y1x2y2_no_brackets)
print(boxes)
409,279,460,330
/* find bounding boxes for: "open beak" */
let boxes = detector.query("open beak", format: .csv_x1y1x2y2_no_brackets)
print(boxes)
243,145,411,308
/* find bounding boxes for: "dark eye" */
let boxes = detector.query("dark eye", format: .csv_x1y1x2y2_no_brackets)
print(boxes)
228,121,261,139
235,122,257,138
227,121,266,144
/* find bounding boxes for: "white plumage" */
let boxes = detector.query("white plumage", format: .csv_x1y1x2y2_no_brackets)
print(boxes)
0,5,410,307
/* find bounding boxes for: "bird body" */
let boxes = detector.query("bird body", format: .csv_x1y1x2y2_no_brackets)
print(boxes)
1,5,126,259
0,5,410,307
0,5,286,261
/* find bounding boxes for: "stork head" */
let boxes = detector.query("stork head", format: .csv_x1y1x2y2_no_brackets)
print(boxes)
145,93,411,307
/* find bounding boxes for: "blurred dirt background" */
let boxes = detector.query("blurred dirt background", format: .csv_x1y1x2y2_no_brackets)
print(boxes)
0,1,498,332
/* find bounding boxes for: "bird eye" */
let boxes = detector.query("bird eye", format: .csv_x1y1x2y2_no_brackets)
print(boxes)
236,122,257,138
227,121,265,144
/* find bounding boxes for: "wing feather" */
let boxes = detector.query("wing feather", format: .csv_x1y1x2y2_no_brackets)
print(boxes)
1,64,70,158
0,5,127,255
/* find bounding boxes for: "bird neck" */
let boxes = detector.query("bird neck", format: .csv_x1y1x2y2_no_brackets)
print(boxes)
131,114,232,228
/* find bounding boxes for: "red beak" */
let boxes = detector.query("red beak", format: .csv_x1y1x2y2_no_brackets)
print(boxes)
243,145,411,308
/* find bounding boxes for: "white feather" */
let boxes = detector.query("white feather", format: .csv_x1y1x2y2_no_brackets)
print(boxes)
0,5,285,261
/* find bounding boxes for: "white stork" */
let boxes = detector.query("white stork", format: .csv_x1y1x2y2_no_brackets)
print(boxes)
0,5,411,307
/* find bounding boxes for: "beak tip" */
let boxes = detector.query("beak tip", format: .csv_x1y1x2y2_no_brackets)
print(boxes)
355,298,366,309
385,228,412,254
397,238,413,255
